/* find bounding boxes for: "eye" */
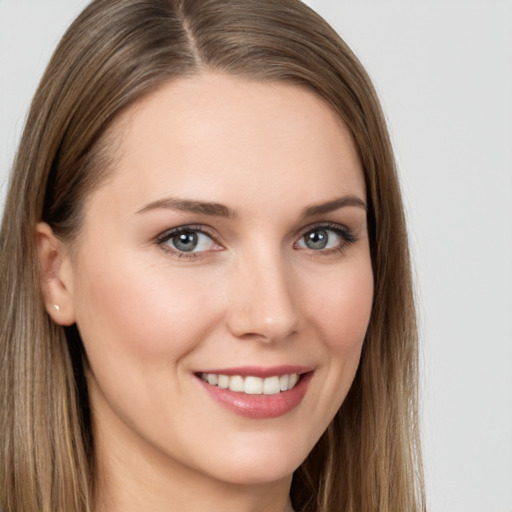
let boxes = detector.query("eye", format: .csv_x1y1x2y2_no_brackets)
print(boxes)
157,226,221,255
296,224,356,252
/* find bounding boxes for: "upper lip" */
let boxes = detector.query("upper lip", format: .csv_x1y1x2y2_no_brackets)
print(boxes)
195,365,313,378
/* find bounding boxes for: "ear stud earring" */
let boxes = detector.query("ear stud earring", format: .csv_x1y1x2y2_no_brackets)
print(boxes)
53,304,61,311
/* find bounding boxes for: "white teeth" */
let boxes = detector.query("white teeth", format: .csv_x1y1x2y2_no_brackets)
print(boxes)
244,376,263,395
201,372,300,394
263,376,281,395
217,374,229,389
207,374,218,385
229,375,244,392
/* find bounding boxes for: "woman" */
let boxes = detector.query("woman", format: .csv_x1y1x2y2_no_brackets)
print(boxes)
0,1,425,511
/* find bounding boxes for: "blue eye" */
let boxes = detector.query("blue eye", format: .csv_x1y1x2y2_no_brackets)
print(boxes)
302,229,331,250
158,227,218,254
297,225,355,252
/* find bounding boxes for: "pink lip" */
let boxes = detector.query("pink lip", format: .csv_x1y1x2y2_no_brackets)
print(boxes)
195,367,314,419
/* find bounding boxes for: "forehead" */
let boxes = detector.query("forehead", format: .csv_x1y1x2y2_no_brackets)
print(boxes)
90,73,365,216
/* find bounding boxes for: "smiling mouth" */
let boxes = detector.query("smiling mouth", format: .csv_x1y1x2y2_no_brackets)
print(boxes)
195,368,313,418
198,372,300,395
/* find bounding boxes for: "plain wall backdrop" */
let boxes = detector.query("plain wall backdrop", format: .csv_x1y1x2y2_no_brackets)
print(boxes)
1,1,511,511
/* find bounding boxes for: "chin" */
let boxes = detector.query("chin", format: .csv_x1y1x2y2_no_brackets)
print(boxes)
193,433,312,486
207,458,300,487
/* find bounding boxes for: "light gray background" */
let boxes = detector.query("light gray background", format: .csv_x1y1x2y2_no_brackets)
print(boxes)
1,1,511,511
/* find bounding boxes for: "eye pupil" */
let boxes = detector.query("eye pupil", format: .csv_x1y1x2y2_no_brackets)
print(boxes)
305,229,328,250
173,232,198,252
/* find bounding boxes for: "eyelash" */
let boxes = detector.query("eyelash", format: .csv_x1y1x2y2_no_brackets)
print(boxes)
155,222,358,260
296,222,358,255
156,224,219,260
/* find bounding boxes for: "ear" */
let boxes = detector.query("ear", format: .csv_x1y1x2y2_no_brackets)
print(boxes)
36,222,76,326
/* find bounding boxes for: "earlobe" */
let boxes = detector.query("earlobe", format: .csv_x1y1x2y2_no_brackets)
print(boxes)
36,222,76,326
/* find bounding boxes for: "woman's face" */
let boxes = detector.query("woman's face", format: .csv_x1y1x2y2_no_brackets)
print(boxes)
59,74,373,488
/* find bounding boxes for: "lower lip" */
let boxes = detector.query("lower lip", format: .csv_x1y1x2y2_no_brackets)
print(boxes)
197,373,313,419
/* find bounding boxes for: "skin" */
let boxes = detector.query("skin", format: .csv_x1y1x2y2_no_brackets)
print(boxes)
38,73,374,512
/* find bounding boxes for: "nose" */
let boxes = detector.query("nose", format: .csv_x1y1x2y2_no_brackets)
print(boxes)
226,249,299,343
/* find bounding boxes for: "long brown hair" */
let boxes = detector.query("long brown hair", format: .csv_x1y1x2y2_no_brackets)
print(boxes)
0,1,425,510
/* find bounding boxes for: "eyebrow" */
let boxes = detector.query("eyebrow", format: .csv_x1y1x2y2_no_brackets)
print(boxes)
301,195,367,217
136,194,367,218
136,197,235,217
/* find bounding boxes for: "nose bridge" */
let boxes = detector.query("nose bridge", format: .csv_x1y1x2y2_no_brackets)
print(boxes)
227,243,299,342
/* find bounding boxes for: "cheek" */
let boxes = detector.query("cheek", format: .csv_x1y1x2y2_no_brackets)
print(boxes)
297,256,373,430
72,249,223,366
308,259,374,352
